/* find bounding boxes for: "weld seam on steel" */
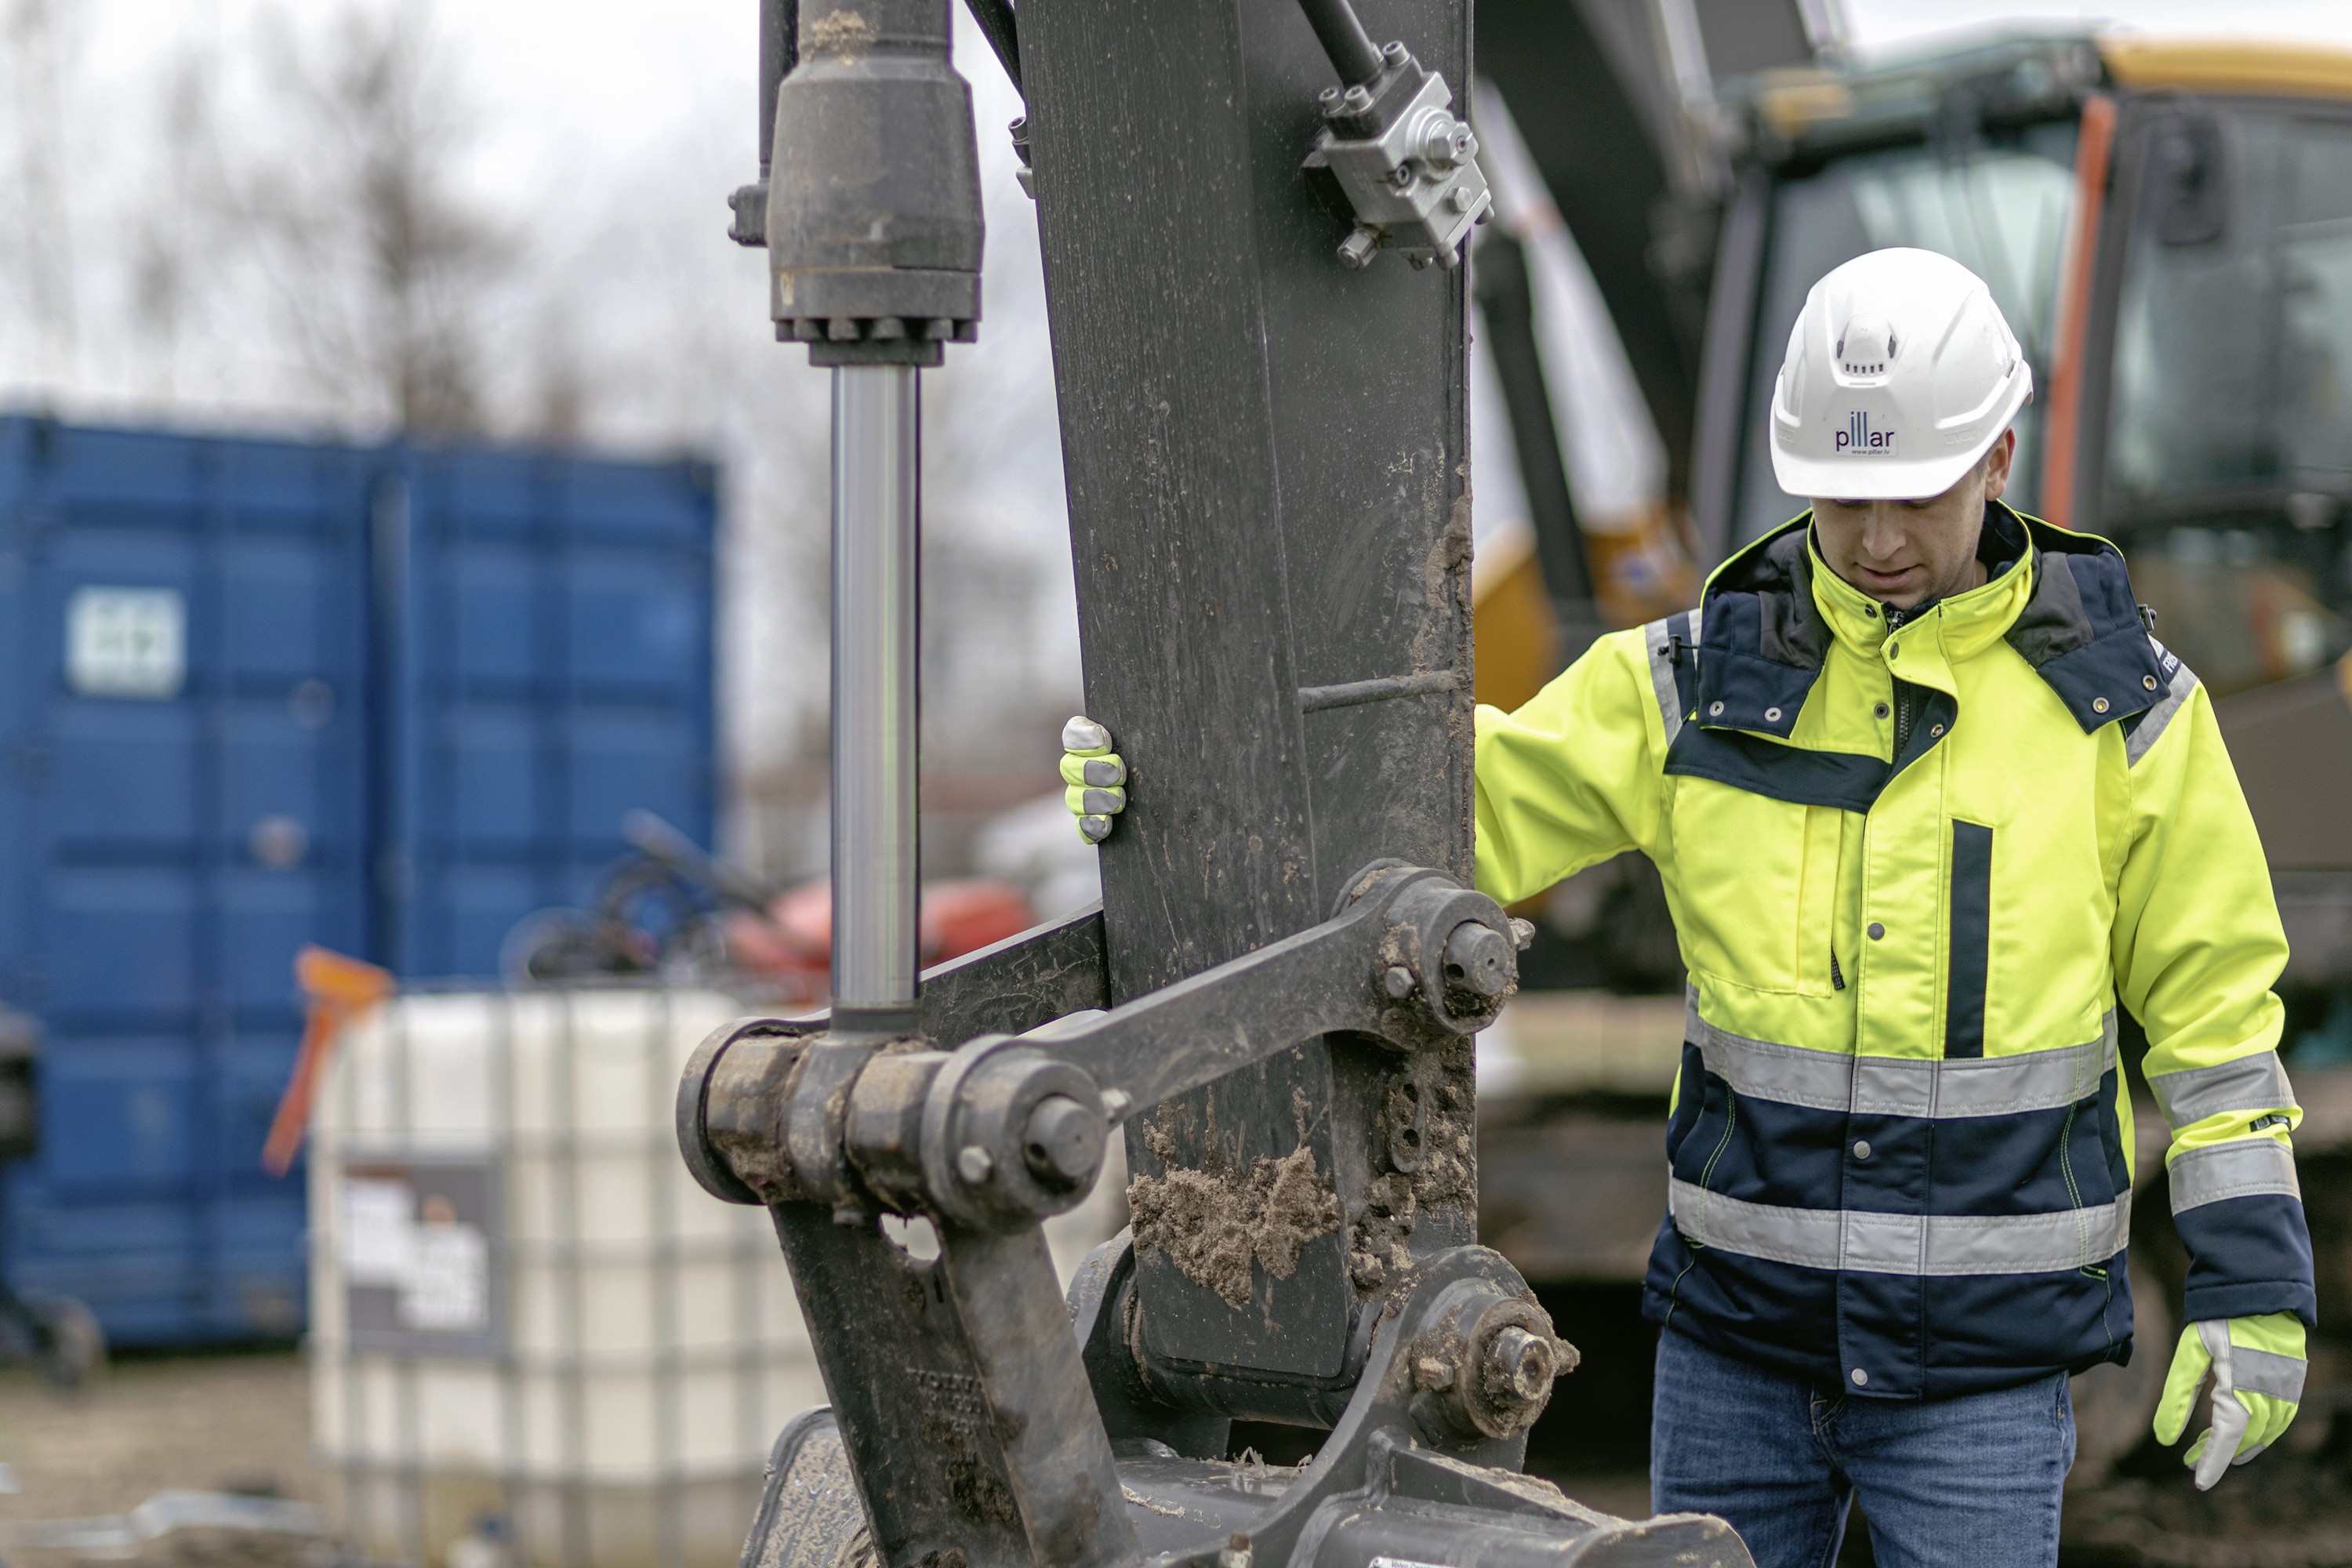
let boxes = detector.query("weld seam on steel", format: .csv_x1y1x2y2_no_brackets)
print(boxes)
1296,670,1461,713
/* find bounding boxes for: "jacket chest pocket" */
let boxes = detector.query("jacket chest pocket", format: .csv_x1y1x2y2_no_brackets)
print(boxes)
1669,779,1847,997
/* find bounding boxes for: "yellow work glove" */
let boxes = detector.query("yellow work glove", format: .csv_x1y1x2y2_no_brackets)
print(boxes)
1060,716,1127,844
2152,1312,2306,1490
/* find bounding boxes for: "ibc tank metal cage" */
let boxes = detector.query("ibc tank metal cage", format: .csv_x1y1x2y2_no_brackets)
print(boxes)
311,980,822,1568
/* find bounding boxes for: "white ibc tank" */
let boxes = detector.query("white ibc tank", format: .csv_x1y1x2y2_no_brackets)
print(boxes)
310,987,825,1568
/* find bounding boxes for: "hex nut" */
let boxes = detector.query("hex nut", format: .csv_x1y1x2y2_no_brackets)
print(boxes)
1383,964,1417,999
956,1145,994,1185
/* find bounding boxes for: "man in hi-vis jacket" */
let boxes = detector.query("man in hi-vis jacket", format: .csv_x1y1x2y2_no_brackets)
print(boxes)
1065,249,2314,1566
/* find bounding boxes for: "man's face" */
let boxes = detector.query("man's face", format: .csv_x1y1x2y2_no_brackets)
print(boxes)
1810,430,2016,610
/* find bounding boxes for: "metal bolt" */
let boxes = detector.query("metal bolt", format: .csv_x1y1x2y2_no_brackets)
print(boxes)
1383,964,1417,999
1102,1088,1133,1123
1337,226,1380,269
1022,1094,1104,1186
1442,922,1513,999
1382,40,1409,67
956,1145,994,1185
1447,186,1474,212
1484,1327,1554,1405
1341,84,1372,111
1319,86,1341,106
1507,917,1536,952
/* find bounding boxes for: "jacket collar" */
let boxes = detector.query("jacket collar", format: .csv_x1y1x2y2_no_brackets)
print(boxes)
1690,501,2164,739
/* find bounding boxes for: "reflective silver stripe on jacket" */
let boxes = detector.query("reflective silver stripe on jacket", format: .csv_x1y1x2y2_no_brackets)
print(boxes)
1669,1179,2131,1276
2147,1051,2296,1131
2230,1345,2308,1404
1645,609,1700,744
1688,1000,2116,1119
2169,1137,2301,1212
2126,639,2200,767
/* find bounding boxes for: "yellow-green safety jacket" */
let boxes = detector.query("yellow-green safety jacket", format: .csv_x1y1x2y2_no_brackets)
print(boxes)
1473,503,2315,1398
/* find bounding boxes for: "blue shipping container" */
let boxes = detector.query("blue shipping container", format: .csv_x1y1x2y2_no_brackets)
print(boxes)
0,417,717,1346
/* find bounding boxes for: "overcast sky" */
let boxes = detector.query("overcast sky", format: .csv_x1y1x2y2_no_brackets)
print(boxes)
74,0,2352,241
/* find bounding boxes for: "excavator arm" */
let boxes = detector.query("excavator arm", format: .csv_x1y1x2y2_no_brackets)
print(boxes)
677,3,1753,1565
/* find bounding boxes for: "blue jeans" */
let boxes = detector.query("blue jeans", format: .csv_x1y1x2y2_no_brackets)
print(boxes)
1651,1327,2074,1568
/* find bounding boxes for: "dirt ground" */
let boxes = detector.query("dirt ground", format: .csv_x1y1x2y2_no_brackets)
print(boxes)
2,1351,2349,1568
0,1349,321,1565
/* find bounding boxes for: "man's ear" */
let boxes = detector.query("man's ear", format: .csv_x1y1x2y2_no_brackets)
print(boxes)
1981,428,2018,501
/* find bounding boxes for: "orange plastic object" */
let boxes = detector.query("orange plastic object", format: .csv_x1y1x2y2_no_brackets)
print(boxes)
261,946,395,1176
918,880,1035,964
722,878,1037,990
2040,93,2117,530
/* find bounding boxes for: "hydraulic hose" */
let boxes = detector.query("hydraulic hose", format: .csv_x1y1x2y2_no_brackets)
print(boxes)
960,0,1022,96
758,0,797,179
1297,0,1385,86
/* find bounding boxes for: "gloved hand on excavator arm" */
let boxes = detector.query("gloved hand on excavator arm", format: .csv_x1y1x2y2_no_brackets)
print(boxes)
2153,1312,2306,1490
1060,716,1127,844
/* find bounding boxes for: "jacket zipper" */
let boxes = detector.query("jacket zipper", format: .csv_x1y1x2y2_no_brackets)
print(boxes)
1885,604,1922,753
1829,953,1845,991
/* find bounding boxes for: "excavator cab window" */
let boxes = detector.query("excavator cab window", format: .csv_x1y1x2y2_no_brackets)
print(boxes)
1726,122,2079,550
2101,103,2352,695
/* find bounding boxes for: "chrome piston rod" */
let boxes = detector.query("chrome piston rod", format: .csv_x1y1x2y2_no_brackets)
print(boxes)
829,365,920,1032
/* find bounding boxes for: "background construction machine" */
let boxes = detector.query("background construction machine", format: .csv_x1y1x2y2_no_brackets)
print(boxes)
1469,16,2352,1519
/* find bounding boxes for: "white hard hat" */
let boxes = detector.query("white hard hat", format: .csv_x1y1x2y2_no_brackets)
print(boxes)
1769,248,2031,501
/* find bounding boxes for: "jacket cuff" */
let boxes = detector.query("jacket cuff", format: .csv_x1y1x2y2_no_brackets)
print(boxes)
2172,1191,2318,1329
2181,1279,2318,1329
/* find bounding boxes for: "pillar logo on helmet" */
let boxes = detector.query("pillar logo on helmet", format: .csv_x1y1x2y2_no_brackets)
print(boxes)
1835,410,1897,456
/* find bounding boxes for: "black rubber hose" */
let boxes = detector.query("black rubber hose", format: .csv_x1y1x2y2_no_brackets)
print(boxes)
1297,0,1385,86
960,0,1022,96
758,0,797,178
